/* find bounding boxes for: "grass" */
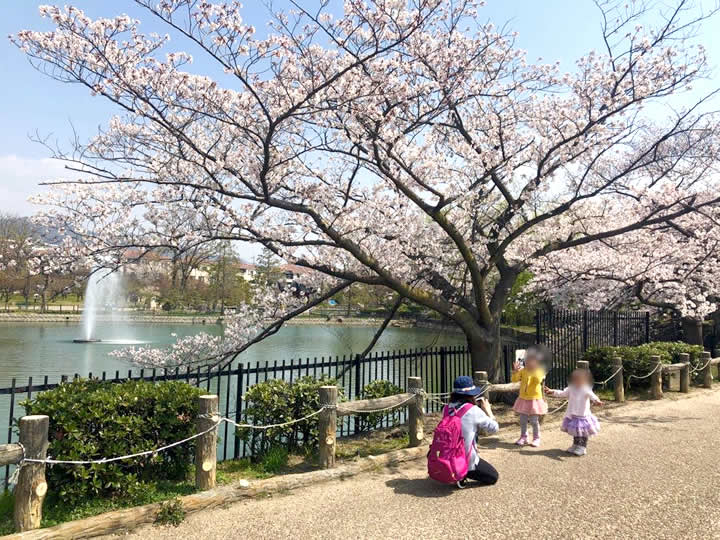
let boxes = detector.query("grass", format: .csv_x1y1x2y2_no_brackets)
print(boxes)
0,423,421,535
0,480,196,535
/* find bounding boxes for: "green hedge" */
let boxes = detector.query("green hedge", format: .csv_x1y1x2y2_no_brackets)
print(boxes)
22,379,201,504
358,380,403,431
238,375,341,458
583,341,705,388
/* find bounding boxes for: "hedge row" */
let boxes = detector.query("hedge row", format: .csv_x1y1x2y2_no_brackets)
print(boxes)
583,341,705,387
23,379,201,504
239,377,404,456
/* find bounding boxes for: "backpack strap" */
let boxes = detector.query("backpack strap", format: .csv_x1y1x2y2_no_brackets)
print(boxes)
445,402,474,418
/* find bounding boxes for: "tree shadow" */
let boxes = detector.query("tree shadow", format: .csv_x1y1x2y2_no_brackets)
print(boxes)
601,414,701,426
385,477,456,498
480,439,522,451
517,448,568,461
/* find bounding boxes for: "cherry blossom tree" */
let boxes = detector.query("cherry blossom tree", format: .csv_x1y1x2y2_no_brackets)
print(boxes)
530,201,720,345
12,0,720,377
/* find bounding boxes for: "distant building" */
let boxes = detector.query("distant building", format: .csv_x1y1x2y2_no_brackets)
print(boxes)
236,262,258,282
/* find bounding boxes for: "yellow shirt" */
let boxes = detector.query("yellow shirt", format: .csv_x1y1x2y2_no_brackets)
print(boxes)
511,367,546,400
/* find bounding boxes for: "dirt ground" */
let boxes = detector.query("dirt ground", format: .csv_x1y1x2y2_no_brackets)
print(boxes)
116,389,720,540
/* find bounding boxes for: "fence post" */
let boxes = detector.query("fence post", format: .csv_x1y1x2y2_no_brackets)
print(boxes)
408,376,424,447
613,311,619,346
535,309,541,344
650,356,663,399
14,415,49,532
679,353,690,393
474,370,488,390
644,312,651,343
582,310,589,352
195,395,218,490
439,347,447,396
702,351,713,389
612,357,625,402
353,354,362,399
318,386,338,469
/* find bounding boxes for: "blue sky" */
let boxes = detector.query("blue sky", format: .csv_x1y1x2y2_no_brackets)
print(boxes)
1,0,719,216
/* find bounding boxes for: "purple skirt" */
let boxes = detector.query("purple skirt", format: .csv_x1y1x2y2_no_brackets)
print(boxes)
561,414,600,437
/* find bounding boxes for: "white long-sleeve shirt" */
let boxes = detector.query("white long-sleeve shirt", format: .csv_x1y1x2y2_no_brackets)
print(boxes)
447,402,499,471
549,384,600,417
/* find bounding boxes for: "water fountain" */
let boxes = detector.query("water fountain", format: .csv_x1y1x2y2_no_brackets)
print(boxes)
73,270,124,343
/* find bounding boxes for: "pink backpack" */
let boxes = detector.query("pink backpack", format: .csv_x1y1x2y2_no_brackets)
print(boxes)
427,403,472,484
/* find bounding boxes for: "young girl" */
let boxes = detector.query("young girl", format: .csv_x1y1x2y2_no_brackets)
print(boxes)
511,345,549,447
544,369,603,456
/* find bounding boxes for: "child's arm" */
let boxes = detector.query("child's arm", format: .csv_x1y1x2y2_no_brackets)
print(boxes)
588,388,603,406
544,385,569,398
510,364,523,382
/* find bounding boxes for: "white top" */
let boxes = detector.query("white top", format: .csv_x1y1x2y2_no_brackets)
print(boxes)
549,384,600,417
447,402,499,471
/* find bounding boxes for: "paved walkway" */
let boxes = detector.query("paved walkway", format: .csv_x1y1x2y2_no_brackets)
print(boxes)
126,390,720,540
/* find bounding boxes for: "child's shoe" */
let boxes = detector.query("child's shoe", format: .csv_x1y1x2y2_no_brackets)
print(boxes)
514,436,528,446
572,446,587,456
566,445,578,454
529,437,541,448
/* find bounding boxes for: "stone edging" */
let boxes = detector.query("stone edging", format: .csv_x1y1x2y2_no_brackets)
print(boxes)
3,445,428,540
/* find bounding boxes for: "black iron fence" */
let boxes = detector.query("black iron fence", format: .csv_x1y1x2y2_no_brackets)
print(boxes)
536,309,652,387
1,346,473,489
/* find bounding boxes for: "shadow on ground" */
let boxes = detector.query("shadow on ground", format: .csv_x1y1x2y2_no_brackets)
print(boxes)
601,414,701,426
385,477,455,498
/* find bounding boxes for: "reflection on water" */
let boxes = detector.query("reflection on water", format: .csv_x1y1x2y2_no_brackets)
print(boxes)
0,322,464,387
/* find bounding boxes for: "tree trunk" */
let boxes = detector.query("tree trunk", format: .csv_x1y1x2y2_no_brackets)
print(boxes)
682,317,703,346
466,324,502,382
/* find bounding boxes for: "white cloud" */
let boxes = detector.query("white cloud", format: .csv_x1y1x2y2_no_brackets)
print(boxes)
0,155,71,215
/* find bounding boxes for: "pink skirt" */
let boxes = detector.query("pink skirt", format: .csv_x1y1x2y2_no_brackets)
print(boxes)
513,398,548,416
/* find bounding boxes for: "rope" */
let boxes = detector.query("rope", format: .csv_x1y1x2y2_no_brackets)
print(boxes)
689,357,713,374
547,400,568,415
628,362,663,381
594,366,623,387
24,419,224,465
222,407,326,430
7,442,25,486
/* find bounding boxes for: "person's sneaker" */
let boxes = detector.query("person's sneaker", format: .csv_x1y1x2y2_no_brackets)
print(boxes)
530,437,541,447
566,445,578,454
573,446,587,456
515,436,528,446
456,478,468,489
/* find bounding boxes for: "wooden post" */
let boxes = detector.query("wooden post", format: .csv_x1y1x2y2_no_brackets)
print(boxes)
473,371,488,387
407,376,424,447
702,351,713,389
577,360,590,371
195,395,218,490
612,356,625,403
679,353,690,393
650,356,663,400
318,386,338,469
14,415,49,532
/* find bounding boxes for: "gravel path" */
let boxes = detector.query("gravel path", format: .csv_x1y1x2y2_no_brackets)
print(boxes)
122,389,720,540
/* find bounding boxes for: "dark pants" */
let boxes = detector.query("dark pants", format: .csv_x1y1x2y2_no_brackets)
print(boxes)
573,436,588,448
464,458,499,485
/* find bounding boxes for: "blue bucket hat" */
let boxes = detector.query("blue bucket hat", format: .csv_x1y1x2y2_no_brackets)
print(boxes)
452,375,483,396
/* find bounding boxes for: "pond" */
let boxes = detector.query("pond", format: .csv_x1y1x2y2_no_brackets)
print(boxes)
0,321,465,388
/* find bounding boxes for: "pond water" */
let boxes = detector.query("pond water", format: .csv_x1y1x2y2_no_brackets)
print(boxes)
0,321,465,387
